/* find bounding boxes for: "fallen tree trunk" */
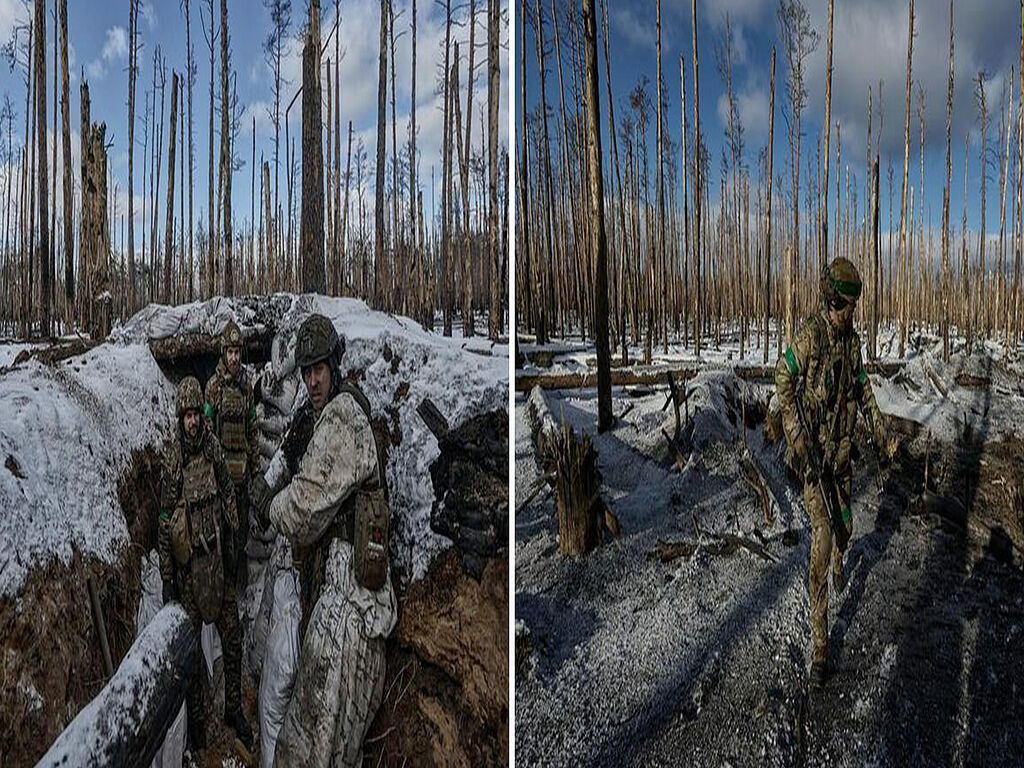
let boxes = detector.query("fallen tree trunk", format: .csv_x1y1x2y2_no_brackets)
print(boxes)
147,330,272,363
37,603,197,768
515,360,905,392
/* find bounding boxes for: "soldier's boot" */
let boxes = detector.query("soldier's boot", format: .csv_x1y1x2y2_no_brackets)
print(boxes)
810,644,828,689
225,707,253,750
832,549,847,593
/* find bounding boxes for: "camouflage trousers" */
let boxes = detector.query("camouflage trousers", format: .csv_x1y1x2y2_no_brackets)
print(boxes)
803,467,853,661
178,564,243,739
234,484,250,593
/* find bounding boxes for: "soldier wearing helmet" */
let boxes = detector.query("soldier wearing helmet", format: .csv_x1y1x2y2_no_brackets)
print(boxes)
158,376,253,752
251,312,396,767
203,319,259,592
774,257,896,689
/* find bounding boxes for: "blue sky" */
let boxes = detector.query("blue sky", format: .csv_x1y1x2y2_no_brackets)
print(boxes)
0,0,509,240
518,0,1024,253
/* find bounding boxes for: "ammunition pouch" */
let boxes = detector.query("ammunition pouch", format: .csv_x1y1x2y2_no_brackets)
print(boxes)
353,486,390,591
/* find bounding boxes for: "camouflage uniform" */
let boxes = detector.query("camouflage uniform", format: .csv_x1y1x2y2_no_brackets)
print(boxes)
774,258,888,674
158,376,250,750
204,320,260,592
256,314,397,768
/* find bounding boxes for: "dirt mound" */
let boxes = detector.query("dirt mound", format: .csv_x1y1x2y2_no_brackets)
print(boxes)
0,547,140,767
366,548,508,767
0,444,161,766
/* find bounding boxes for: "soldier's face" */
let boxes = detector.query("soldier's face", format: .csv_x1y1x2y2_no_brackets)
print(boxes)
303,362,332,412
184,409,201,438
226,346,241,375
829,298,856,330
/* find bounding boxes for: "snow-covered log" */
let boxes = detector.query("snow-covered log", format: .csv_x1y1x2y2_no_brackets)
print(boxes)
515,360,906,392
36,603,197,768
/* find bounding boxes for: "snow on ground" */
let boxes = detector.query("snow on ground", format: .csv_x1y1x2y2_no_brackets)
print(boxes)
0,342,175,599
119,293,509,580
0,342,41,368
515,338,1024,766
520,321,1024,447
1,294,506,601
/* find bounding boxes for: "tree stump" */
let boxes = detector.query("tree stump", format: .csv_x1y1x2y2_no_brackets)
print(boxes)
550,419,602,555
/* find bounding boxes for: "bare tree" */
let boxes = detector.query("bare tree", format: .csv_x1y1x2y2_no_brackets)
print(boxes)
487,0,500,340
373,0,388,307
60,0,72,314
942,0,953,361
778,0,818,344
300,0,326,292
164,71,179,303
896,0,914,358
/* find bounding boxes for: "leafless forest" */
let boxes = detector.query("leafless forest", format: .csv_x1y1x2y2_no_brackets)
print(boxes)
517,0,1024,368
0,0,508,342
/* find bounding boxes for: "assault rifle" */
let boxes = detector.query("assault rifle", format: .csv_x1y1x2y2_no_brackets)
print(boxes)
792,385,850,550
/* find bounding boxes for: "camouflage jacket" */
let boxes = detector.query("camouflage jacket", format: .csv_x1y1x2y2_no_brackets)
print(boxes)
268,390,379,550
204,359,259,485
774,310,887,472
158,425,239,583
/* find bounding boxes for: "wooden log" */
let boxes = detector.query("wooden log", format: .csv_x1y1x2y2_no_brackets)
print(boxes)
37,603,198,768
147,330,271,363
515,360,905,391
739,449,780,525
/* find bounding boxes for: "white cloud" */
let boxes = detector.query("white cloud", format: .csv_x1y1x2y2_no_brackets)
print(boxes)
85,25,128,82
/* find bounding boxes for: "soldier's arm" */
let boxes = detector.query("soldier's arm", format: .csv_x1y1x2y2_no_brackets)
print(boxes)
852,344,887,448
212,438,240,529
203,377,218,428
269,394,377,548
774,322,817,450
158,450,181,583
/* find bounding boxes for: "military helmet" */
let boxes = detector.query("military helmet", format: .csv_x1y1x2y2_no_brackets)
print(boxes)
295,313,344,371
177,376,204,418
821,257,862,308
221,319,243,353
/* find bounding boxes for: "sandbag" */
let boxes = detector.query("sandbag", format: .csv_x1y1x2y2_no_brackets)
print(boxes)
259,567,302,768
137,551,187,768
249,536,293,677
273,541,397,768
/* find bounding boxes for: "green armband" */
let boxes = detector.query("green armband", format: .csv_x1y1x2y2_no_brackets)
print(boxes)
160,508,170,522
857,365,868,385
841,506,852,526
784,347,799,377
203,401,215,420
248,405,257,419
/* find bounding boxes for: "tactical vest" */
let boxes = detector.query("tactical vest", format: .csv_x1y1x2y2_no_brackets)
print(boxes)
804,314,858,451
216,371,249,484
179,441,226,622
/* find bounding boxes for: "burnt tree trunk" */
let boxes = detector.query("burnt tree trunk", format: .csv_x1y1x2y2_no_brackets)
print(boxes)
300,2,326,293
373,0,389,307
163,72,179,304
81,80,110,340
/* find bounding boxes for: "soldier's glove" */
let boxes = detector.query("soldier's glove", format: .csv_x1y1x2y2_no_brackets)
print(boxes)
162,579,177,605
281,404,315,476
879,433,902,468
250,474,273,531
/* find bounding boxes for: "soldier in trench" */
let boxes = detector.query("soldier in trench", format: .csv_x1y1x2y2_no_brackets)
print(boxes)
158,376,254,752
774,257,898,688
251,312,397,767
204,319,260,594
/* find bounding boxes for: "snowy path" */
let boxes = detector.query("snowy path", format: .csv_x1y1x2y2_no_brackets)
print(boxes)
515,360,1024,767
